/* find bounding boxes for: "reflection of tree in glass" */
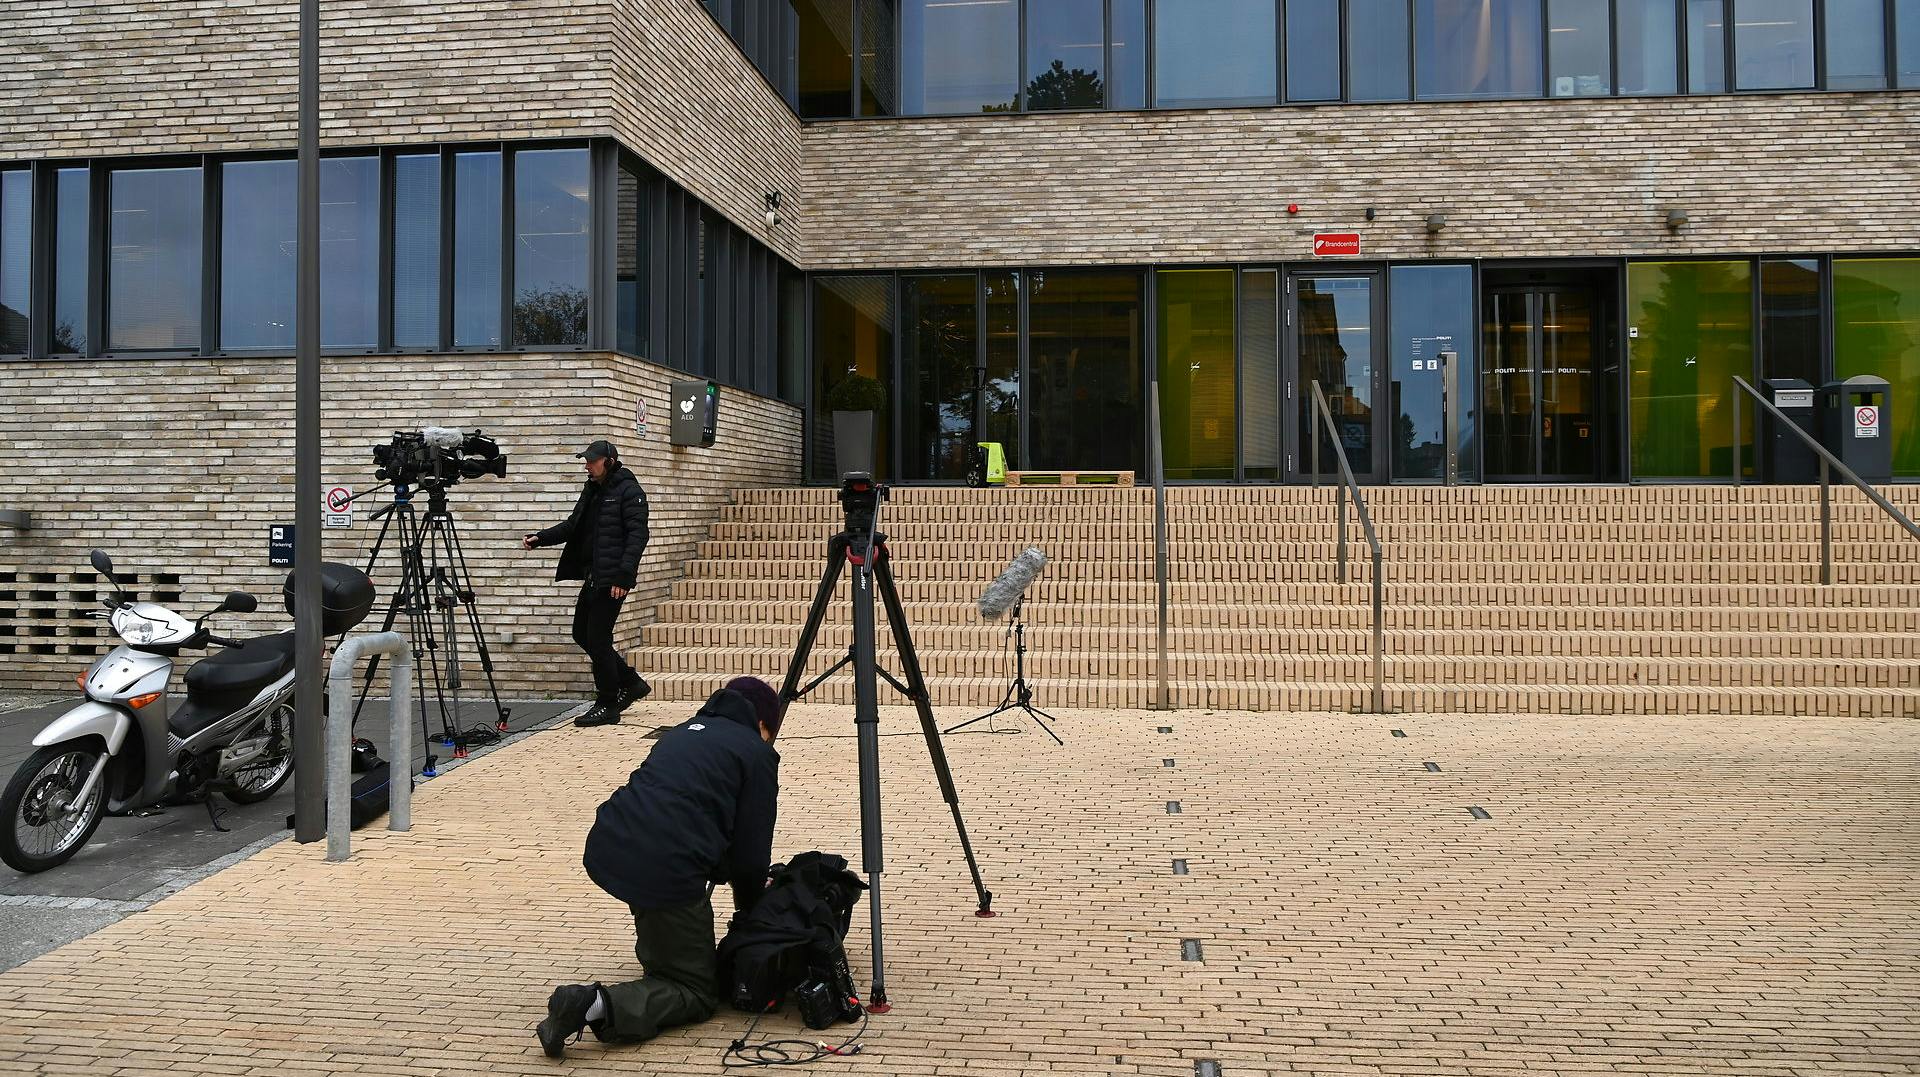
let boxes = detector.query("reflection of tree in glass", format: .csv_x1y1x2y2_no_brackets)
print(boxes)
52,319,84,353
514,285,588,347
1631,262,1750,477
1023,59,1104,110
1834,264,1920,473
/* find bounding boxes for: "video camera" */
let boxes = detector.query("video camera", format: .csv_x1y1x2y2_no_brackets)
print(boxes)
372,427,508,489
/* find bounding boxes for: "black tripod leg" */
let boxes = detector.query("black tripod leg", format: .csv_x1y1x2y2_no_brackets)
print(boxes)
440,516,513,730
848,540,890,1009
351,506,406,725
777,533,850,713
874,547,996,919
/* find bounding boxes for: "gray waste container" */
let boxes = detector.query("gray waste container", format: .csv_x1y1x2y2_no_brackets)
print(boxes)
1820,375,1892,484
1760,377,1818,483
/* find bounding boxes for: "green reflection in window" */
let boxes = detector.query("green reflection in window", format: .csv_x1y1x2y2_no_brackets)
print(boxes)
1626,261,1752,479
1834,258,1920,477
1156,269,1237,480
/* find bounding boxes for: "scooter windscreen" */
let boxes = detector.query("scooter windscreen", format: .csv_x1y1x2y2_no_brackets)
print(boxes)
110,603,196,647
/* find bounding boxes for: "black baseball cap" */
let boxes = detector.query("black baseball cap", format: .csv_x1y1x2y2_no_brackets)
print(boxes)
576,439,618,462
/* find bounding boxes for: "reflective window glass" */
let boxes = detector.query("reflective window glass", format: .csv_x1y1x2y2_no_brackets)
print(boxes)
796,0,854,117
1617,0,1679,94
1825,0,1888,89
1027,0,1106,110
1157,269,1237,480
392,154,441,351
1287,0,1343,102
617,164,643,355
53,168,88,354
859,0,898,115
1154,0,1278,107
1834,258,1920,476
109,166,202,351
1389,265,1477,481
1626,260,1752,479
1111,0,1149,108
1548,0,1611,95
902,0,1019,114
1688,0,1727,92
811,275,895,481
0,171,28,354
1029,269,1143,470
512,148,590,348
1415,0,1544,100
321,157,379,349
220,159,296,350
1760,259,1820,386
453,151,502,348
1349,0,1413,100
1241,270,1281,480
1733,0,1813,88
1896,0,1919,87
983,271,1020,469
901,274,978,481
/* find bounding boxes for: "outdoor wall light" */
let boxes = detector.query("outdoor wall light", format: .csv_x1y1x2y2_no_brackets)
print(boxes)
1425,213,1448,234
1666,208,1689,232
765,192,782,228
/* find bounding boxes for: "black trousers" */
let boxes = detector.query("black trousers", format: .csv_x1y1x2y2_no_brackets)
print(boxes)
571,583,637,702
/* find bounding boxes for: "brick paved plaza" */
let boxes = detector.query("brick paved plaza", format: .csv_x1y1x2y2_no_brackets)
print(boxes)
0,702,1916,1076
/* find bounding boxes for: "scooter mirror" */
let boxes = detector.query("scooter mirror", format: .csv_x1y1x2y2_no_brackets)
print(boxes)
221,591,258,614
90,549,115,577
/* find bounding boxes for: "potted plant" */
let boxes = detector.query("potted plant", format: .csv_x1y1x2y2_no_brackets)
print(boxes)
826,373,885,477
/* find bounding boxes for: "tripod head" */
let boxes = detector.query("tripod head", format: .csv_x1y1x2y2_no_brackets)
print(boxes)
837,473,888,549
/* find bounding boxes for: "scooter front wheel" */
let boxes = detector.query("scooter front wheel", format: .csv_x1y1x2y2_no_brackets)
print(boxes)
1,743,108,874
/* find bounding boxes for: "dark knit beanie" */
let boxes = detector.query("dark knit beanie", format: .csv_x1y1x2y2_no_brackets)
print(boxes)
725,676,782,737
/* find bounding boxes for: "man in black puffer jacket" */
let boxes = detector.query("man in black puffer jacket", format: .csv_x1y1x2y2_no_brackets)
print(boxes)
535,677,783,1060
524,439,651,726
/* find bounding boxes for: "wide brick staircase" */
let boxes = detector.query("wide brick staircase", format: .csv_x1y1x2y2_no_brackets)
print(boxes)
634,485,1920,716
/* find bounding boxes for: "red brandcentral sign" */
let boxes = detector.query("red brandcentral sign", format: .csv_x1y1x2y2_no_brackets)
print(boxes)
1312,233,1362,257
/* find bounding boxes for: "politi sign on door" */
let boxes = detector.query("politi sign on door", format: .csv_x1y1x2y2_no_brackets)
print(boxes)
1312,233,1361,257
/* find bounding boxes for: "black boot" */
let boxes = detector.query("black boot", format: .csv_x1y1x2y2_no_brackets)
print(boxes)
574,701,619,727
610,673,651,714
536,983,603,1058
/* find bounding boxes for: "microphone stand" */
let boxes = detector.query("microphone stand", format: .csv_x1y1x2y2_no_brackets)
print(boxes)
945,597,1063,746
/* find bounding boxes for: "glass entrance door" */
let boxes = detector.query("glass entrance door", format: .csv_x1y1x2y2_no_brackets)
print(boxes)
1290,273,1382,482
1482,286,1601,480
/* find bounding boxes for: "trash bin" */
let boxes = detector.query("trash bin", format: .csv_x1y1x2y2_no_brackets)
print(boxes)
1820,375,1892,484
1760,377,1819,483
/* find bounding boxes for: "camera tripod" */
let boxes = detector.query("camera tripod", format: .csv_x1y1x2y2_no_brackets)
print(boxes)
352,480,511,775
778,475,995,1012
943,597,1062,745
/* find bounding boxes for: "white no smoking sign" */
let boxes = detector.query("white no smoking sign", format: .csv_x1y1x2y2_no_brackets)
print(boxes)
1855,406,1880,439
325,485,354,528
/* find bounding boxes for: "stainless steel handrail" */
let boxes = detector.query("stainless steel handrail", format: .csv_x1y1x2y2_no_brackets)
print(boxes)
1148,381,1172,711
1730,376,1920,585
1308,381,1387,713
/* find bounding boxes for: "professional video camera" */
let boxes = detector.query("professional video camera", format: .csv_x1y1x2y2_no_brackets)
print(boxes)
372,427,508,489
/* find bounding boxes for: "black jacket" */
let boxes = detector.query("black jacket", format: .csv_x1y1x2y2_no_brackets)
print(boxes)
534,466,649,590
583,688,780,912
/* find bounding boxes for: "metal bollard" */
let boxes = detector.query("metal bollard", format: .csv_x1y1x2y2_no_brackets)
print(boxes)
326,632,413,861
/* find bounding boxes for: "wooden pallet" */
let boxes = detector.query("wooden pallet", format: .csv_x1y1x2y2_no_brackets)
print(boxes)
1004,470,1136,487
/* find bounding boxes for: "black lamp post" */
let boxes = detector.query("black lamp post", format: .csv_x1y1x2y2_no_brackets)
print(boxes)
292,0,324,843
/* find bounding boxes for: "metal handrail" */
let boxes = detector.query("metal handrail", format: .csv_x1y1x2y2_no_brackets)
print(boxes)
1308,381,1387,714
1148,381,1172,711
1730,376,1920,586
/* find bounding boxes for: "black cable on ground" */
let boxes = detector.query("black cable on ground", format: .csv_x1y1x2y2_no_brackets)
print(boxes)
722,1007,869,1068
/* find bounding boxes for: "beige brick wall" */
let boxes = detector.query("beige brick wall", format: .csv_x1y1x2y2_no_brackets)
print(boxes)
0,352,801,694
798,92,1920,268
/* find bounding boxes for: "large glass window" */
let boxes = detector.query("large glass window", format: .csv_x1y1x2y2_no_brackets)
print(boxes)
859,0,898,115
1155,0,1278,107
1029,269,1143,471
392,153,441,351
1287,0,1343,102
1111,0,1149,109
1617,0,1680,94
1349,0,1413,100
617,164,643,356
1733,0,1813,89
452,151,502,349
983,271,1021,470
902,0,1019,114
108,166,202,351
1626,260,1752,479
1760,259,1820,386
1416,0,1544,99
512,148,590,348
220,159,296,350
796,0,855,116
901,275,978,481
1548,0,1611,95
1833,258,1920,476
812,275,895,481
1688,0,1727,92
1898,0,1920,87
0,171,28,354
1156,269,1237,480
1027,0,1107,110
1825,0,1888,89
1389,265,1478,482
321,157,380,349
1240,270,1281,480
53,168,88,354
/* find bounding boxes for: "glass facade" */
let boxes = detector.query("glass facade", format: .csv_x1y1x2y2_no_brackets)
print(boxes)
0,171,27,355
53,168,88,354
1688,0,1728,92
1548,0,1612,96
392,154,441,351
321,157,381,350
1416,0,1544,100
1627,260,1753,479
1241,270,1282,480
1390,265,1477,482
1155,0,1278,107
900,274,977,481
1902,0,1920,87
1297,275,1378,479
812,275,896,481
1734,0,1814,89
453,151,503,349
1618,0,1680,94
983,271,1021,471
1349,0,1413,100
512,148,590,348
1760,258,1821,386
617,164,643,356
1029,270,1143,470
1825,0,1888,89
796,0,854,116
1156,269,1237,480
1027,0,1107,110
1287,0,1342,102
108,167,202,351
1833,258,1920,475
902,0,1019,114
220,159,297,350
1111,0,1149,109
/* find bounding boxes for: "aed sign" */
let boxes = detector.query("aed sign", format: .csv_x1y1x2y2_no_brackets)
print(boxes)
1312,233,1361,257
1855,405,1880,438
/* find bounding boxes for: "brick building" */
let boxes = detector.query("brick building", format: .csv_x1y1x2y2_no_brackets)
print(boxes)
2,1,1918,698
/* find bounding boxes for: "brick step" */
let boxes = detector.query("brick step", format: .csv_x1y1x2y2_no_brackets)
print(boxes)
634,645,1920,688
708,522,1920,545
653,599,1920,632
729,485,1919,506
717,504,1920,525
639,622,1920,659
695,538,1920,563
631,670,1917,717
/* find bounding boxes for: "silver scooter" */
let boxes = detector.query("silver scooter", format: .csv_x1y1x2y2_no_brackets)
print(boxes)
1,550,368,873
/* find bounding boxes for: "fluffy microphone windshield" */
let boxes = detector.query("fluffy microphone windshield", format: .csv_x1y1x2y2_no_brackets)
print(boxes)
978,547,1047,620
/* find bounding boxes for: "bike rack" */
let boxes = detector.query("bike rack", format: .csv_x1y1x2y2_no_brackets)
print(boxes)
325,631,413,862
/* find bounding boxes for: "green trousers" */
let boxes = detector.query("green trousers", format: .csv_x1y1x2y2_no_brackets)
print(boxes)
596,895,719,1044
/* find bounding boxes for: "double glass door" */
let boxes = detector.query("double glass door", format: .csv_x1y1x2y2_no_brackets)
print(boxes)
1483,287,1601,480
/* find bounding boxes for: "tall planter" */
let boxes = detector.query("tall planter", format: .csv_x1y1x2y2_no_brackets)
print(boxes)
832,409,876,478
